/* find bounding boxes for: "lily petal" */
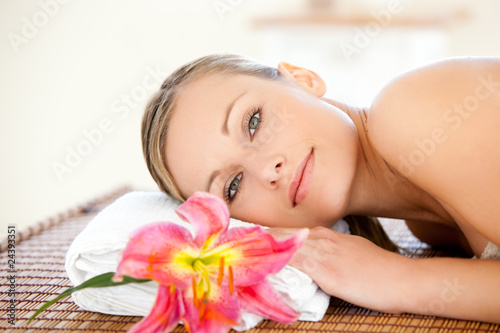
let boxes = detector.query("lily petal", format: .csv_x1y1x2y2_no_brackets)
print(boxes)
211,227,308,286
115,222,198,288
237,280,298,324
176,192,230,248
181,280,240,333
128,285,182,333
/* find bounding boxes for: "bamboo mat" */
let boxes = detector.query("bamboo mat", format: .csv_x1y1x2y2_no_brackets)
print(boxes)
1,187,499,333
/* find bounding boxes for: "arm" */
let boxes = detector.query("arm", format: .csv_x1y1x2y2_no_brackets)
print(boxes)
404,256,500,322
272,227,500,323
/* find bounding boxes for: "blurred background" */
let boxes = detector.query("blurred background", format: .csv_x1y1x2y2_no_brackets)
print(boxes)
1,0,499,239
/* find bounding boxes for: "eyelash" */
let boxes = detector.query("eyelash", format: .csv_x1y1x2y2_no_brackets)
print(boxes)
224,106,263,204
224,172,243,204
244,106,263,141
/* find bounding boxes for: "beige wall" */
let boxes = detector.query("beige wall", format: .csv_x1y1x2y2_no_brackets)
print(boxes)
1,0,499,239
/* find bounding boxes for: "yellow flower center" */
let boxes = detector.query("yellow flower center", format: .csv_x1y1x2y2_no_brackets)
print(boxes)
189,257,232,315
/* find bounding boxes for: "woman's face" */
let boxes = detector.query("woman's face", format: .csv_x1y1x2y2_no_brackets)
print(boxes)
165,67,360,228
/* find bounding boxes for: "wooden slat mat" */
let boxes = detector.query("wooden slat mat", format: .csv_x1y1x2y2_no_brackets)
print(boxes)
1,187,499,332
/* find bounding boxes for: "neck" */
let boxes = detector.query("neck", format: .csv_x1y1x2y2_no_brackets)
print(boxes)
323,98,452,224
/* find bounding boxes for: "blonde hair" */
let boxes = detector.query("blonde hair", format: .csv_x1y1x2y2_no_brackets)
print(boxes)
141,53,399,253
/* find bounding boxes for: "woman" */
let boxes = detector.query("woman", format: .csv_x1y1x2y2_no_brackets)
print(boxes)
141,54,500,323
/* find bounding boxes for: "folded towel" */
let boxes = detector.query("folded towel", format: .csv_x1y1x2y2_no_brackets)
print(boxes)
65,191,349,331
481,241,500,260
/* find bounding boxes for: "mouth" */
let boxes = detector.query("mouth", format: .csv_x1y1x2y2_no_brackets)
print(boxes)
288,148,315,208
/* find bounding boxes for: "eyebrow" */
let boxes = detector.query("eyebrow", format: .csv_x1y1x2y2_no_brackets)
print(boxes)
206,91,248,193
221,91,248,136
205,170,221,193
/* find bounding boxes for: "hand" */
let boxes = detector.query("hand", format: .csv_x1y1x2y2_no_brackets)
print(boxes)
268,226,410,313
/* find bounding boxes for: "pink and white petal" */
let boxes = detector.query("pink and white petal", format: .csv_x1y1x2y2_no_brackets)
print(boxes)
181,281,240,333
128,285,182,333
214,227,308,286
176,192,230,248
115,222,198,288
237,280,298,324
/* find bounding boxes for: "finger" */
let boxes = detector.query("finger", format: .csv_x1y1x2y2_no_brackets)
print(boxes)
295,240,336,263
266,227,305,239
306,226,342,240
289,252,341,297
289,252,329,281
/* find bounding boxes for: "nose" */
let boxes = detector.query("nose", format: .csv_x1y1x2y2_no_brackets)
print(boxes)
246,154,285,189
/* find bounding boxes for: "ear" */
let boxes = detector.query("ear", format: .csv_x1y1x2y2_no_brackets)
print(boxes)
277,62,326,97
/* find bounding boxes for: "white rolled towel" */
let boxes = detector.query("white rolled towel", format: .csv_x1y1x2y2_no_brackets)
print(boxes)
65,191,349,331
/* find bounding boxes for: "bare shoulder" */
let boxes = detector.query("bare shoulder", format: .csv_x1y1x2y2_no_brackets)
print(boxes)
367,57,500,244
369,57,500,140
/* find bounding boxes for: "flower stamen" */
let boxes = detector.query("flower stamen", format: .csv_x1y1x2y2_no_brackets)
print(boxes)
218,256,225,286
199,300,206,321
228,265,234,295
192,277,198,308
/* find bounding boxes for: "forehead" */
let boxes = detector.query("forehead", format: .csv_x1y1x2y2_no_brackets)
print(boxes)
177,73,244,109
164,73,259,197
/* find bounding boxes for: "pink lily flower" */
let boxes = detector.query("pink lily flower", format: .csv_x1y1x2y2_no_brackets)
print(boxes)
112,192,308,333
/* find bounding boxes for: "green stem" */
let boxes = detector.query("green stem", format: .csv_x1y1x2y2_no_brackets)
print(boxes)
26,272,151,328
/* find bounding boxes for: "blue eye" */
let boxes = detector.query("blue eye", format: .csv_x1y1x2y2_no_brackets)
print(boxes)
225,173,242,203
247,108,262,140
249,113,259,136
224,107,263,204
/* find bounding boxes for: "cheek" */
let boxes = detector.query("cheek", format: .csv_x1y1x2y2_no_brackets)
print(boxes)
230,190,283,225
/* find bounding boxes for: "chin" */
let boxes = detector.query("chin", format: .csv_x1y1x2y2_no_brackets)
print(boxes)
321,185,351,221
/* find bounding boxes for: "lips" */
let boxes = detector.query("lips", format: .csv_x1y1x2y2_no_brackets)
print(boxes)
288,148,315,207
